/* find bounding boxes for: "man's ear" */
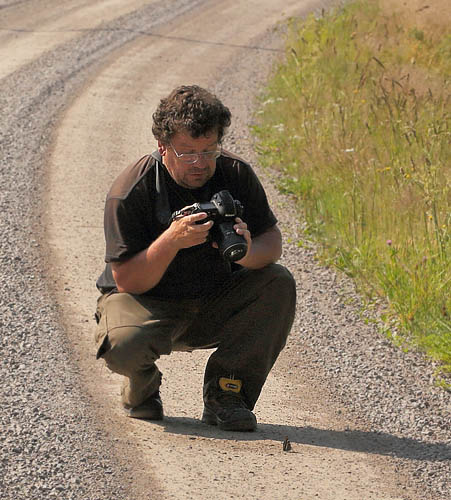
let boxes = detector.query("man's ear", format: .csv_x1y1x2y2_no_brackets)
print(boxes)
158,141,167,156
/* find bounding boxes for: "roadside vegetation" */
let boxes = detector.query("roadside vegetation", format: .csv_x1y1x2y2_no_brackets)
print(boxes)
252,0,450,385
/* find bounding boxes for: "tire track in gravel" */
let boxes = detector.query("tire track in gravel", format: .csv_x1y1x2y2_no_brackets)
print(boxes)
0,0,166,80
0,0,31,10
0,2,209,499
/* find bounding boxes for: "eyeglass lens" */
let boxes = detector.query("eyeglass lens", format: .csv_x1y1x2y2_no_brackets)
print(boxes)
180,151,220,163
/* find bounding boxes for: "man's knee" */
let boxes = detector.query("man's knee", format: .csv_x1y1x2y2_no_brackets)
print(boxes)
264,263,297,299
102,326,160,376
95,292,174,370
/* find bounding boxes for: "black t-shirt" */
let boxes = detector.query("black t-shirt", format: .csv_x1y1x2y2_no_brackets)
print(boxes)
96,151,277,299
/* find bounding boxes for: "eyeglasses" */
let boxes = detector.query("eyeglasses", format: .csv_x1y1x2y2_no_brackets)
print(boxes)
170,143,221,164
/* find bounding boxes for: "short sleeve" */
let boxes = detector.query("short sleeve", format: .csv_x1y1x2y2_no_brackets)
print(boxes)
104,193,152,262
102,156,155,262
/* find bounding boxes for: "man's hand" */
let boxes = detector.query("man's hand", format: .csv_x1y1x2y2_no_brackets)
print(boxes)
233,217,252,254
210,216,251,255
168,211,214,250
234,223,282,270
112,209,212,294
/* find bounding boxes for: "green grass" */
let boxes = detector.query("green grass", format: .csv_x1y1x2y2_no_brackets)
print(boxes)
252,0,451,385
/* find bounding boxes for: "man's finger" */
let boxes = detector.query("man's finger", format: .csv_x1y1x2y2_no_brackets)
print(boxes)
196,219,214,230
187,212,208,224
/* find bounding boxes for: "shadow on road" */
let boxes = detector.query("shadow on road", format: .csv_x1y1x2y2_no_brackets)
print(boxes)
147,416,450,462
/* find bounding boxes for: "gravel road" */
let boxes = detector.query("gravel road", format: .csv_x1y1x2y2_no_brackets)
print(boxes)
1,1,449,499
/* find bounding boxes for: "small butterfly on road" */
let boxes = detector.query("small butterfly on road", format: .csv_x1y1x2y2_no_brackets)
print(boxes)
282,436,292,452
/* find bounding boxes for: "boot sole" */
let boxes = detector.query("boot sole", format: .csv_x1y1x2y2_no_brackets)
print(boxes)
126,401,164,420
202,408,257,431
127,408,164,420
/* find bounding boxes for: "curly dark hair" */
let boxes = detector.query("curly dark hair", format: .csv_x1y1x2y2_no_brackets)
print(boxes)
152,85,231,144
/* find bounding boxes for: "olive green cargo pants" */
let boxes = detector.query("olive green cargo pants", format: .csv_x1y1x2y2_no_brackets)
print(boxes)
94,263,296,410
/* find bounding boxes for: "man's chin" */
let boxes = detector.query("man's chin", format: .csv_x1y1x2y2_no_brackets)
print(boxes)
184,175,210,189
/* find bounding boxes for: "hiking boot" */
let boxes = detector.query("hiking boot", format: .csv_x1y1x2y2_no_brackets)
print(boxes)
202,377,257,431
125,391,164,420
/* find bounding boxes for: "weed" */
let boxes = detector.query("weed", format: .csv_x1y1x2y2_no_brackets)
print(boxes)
253,0,450,379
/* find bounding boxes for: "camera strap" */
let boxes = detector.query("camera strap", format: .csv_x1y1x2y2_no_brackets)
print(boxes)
151,150,173,226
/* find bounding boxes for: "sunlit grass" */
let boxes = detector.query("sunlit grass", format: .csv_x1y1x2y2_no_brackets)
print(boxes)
253,0,450,383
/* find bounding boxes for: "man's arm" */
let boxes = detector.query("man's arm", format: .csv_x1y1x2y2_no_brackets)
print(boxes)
112,212,213,294
234,222,282,269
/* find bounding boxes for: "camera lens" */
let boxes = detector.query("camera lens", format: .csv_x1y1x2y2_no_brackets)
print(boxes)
215,225,247,262
227,247,247,261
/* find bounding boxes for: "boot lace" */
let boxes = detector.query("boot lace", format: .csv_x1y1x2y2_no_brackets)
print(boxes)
216,391,247,409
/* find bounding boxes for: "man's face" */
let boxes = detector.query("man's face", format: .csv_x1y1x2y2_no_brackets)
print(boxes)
159,130,219,189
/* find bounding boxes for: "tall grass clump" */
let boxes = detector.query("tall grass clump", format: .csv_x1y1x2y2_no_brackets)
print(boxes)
253,0,450,381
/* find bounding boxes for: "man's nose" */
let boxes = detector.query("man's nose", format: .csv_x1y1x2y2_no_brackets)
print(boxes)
194,155,209,167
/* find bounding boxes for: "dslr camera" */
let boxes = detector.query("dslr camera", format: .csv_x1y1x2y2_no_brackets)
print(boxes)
171,190,248,262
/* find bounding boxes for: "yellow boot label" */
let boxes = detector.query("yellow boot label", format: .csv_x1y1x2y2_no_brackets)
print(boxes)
219,377,242,393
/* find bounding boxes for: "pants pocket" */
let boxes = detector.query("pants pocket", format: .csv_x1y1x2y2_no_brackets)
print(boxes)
96,333,111,359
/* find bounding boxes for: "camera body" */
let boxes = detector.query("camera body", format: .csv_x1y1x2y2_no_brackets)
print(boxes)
171,190,248,262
